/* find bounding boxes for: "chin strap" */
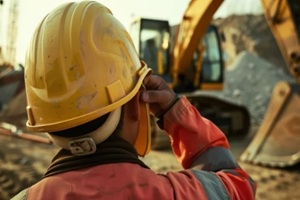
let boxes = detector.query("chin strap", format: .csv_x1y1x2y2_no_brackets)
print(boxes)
48,108,121,155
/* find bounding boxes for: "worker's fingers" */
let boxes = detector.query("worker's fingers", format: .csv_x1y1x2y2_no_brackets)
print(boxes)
141,90,176,116
141,90,172,105
143,75,169,91
142,74,176,116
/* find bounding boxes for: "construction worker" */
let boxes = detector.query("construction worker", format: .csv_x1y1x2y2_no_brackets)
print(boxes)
13,1,256,199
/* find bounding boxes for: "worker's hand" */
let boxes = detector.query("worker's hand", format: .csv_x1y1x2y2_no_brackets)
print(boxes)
141,75,177,117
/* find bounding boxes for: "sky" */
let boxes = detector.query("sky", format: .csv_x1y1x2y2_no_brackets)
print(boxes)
0,0,263,65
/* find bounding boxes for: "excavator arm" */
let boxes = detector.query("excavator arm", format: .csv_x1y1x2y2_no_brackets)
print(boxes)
240,0,300,167
260,0,300,82
172,0,223,87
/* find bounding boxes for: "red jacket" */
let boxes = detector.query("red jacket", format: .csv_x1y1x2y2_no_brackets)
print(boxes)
13,96,256,200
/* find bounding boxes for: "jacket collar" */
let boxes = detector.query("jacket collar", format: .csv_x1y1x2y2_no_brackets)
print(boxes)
44,134,149,178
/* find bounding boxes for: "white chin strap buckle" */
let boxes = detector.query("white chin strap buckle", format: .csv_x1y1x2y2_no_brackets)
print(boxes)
69,137,97,156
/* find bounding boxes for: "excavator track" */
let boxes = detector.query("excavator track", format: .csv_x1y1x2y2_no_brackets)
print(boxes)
186,94,251,136
150,93,251,150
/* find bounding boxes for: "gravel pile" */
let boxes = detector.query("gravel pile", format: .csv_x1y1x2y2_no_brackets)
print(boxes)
199,51,294,124
200,14,296,124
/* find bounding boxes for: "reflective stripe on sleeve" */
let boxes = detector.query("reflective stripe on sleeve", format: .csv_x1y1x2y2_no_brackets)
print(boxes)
11,188,28,200
191,169,229,200
221,168,257,194
191,147,238,171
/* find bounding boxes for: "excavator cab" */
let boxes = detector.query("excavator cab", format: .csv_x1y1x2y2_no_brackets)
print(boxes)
130,17,251,149
131,19,170,78
130,18,224,92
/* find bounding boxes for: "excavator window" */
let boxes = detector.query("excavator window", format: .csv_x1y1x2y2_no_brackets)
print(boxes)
130,18,172,82
199,25,223,83
130,18,223,90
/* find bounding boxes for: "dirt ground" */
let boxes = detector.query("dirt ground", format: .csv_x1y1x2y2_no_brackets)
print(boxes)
0,126,300,200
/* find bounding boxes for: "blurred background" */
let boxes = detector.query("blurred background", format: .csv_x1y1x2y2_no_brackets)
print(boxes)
0,0,299,199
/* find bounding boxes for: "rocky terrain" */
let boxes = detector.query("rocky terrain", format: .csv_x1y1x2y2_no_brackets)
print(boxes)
198,51,294,124
210,14,295,124
213,14,287,71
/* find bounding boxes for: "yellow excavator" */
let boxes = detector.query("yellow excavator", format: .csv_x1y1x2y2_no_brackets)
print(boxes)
130,0,250,149
130,0,251,149
130,0,300,168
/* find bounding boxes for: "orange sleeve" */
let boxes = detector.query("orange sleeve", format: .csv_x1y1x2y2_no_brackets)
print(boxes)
161,96,256,199
163,96,230,168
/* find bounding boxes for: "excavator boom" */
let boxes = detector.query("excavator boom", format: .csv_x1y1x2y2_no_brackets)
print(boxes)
260,0,300,81
172,0,223,82
240,0,300,167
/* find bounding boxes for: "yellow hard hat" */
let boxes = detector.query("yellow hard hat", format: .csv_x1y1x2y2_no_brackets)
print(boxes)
25,1,151,155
